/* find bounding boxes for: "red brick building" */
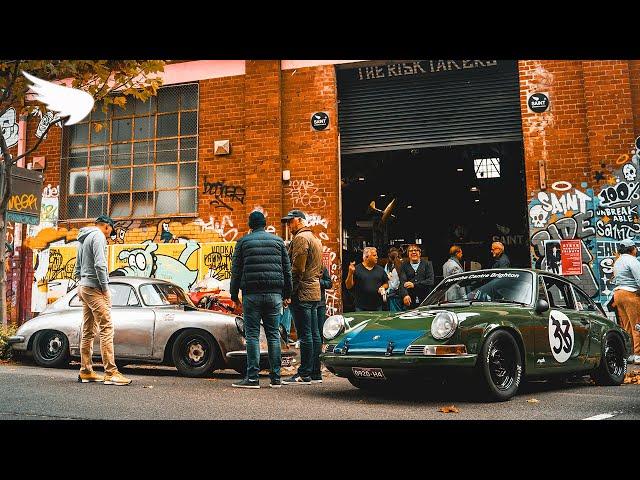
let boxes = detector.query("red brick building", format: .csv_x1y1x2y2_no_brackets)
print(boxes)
7,60,640,323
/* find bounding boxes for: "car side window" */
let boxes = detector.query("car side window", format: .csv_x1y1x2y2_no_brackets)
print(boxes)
109,284,140,307
543,277,576,309
573,287,597,312
538,277,549,302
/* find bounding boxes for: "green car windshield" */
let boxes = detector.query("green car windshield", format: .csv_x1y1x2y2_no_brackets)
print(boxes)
423,271,534,306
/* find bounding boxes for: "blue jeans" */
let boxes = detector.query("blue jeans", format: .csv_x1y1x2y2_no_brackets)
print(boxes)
242,293,282,382
312,302,327,377
279,305,292,339
291,299,321,379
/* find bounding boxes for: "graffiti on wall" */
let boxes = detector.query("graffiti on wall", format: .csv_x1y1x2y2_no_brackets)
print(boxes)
284,180,326,209
32,244,78,312
110,241,200,292
194,215,238,242
528,181,599,297
202,176,246,211
1,107,19,148
593,147,640,302
34,110,62,139
201,243,234,281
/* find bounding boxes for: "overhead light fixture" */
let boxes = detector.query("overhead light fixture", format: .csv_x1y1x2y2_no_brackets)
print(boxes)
470,187,478,192
474,199,480,202
359,177,365,181
380,194,386,197
457,168,463,172
407,205,413,209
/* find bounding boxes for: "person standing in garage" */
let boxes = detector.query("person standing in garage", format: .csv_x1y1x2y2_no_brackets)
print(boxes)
399,244,434,309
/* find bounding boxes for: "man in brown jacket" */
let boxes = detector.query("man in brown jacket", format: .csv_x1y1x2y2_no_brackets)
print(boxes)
280,210,323,385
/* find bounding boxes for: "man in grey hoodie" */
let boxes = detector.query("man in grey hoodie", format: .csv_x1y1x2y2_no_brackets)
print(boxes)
74,215,131,386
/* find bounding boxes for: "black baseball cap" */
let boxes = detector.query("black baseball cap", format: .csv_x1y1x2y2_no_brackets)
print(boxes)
95,215,115,228
281,209,306,223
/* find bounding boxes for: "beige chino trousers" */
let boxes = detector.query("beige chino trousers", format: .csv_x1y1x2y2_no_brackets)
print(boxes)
78,286,117,375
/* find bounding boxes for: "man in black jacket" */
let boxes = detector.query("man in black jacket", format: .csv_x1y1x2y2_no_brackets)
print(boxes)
230,211,293,389
399,244,434,309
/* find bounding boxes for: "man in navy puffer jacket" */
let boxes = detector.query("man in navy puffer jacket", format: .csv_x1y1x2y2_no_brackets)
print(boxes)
230,211,292,389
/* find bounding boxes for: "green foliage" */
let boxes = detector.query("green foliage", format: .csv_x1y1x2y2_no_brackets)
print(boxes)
0,323,18,360
0,59,166,119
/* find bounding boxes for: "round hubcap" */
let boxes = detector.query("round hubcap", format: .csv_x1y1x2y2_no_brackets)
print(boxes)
488,340,517,391
40,333,64,360
183,338,208,367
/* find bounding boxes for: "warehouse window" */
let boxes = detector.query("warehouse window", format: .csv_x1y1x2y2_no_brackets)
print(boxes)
61,83,198,220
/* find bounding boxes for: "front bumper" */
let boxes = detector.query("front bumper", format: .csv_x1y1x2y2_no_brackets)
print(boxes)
7,336,25,347
320,352,478,378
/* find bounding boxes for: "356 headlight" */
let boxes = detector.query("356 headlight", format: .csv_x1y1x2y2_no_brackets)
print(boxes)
323,315,346,340
431,311,458,340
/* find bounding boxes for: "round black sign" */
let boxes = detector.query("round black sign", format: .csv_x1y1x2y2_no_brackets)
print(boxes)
528,93,549,113
311,112,329,131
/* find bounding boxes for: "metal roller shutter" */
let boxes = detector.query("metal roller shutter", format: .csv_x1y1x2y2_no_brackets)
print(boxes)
337,60,523,155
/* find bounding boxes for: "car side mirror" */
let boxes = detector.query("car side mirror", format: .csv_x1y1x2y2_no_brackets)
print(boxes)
535,299,550,314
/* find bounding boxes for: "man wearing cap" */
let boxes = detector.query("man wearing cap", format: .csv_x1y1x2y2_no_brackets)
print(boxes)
74,215,131,385
281,210,323,385
612,238,640,364
230,210,293,388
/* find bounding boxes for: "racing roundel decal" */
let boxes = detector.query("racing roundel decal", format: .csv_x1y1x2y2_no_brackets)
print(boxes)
548,310,574,363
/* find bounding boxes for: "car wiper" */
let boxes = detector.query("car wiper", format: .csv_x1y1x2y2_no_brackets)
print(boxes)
490,299,528,306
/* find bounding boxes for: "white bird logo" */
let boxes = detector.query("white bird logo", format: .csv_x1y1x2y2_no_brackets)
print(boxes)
22,71,94,126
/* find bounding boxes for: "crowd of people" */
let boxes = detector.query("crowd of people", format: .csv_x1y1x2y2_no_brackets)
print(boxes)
345,241,511,312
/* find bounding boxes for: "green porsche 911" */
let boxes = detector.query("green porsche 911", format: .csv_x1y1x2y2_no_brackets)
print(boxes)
321,269,631,401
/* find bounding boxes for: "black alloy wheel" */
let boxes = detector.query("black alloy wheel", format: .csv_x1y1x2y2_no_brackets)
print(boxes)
591,332,627,386
32,330,71,368
478,330,523,401
171,329,218,377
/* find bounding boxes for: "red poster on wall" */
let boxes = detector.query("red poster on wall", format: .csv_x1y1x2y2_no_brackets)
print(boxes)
322,251,332,271
560,239,583,275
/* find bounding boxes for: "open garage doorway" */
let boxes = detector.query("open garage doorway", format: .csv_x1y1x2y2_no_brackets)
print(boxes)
340,140,529,310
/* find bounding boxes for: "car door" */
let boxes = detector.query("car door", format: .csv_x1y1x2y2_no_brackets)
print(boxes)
90,283,156,358
572,286,599,368
534,275,589,371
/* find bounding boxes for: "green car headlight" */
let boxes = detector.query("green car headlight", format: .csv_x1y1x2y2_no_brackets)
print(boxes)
323,314,346,340
431,311,458,340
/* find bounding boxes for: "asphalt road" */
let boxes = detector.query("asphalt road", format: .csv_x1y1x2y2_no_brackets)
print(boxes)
1,360,639,420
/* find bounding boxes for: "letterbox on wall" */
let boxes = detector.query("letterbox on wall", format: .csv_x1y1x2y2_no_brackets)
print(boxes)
5,167,44,225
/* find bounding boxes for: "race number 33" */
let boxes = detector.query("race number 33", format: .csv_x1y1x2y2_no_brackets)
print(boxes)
548,310,574,363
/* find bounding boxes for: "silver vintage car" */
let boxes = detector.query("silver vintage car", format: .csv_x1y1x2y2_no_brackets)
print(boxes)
9,277,293,377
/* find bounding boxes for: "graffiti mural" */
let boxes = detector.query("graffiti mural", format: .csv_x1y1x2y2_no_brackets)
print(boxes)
200,243,235,281
32,244,78,312
34,110,62,139
110,241,200,292
0,107,19,148
528,182,599,297
202,176,246,211
593,147,640,307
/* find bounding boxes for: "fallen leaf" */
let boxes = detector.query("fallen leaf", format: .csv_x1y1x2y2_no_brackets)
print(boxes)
527,398,540,404
438,405,460,414
624,372,640,384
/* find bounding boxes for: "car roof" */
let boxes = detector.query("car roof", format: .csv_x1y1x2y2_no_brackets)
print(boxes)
105,276,179,287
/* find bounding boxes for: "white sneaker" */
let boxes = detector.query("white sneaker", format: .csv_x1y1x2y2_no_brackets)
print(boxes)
634,355,640,365
628,355,636,364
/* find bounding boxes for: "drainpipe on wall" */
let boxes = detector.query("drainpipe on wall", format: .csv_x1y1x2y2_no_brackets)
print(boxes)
13,115,27,323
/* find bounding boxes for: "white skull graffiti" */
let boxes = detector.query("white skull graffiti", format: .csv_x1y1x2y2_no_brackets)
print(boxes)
530,204,549,228
623,163,637,182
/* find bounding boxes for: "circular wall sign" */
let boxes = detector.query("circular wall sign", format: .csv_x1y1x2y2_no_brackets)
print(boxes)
311,112,329,131
528,93,550,113
548,310,574,363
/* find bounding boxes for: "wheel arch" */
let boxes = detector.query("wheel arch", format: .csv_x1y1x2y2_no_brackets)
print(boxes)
162,327,224,368
482,324,527,377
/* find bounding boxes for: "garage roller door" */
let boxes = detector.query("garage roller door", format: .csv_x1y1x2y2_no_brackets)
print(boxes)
337,60,523,155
